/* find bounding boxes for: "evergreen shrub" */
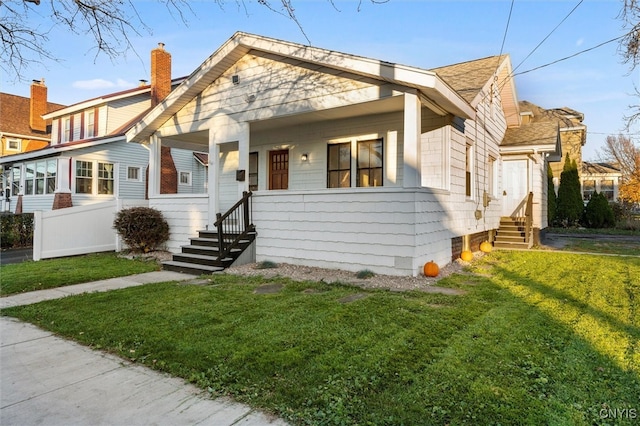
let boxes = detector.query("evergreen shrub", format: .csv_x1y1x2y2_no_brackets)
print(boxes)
583,192,615,228
113,207,169,253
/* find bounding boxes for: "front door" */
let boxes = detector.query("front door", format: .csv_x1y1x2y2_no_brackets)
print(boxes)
269,150,289,190
502,159,528,216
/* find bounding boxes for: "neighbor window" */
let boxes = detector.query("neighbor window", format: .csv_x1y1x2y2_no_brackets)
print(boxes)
63,117,71,142
86,110,95,138
11,167,20,196
357,139,383,187
601,179,614,200
583,179,595,201
6,139,20,151
23,160,56,195
328,142,351,188
75,160,93,194
127,166,141,182
179,171,192,186
97,162,114,194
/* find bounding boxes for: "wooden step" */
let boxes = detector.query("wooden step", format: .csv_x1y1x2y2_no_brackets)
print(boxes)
162,260,225,275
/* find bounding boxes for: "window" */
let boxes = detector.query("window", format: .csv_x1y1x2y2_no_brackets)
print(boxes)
25,163,35,195
6,139,20,151
179,171,192,186
35,161,46,194
127,166,141,182
63,118,71,142
23,160,56,195
327,142,351,188
249,152,258,191
11,167,20,196
465,140,474,197
97,162,114,194
583,179,595,201
601,179,614,200
86,110,95,138
357,139,383,187
75,160,93,194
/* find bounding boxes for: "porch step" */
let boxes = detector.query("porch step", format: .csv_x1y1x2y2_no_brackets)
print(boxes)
162,260,225,275
162,192,256,275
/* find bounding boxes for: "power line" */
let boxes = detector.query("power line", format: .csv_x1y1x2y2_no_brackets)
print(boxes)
512,0,584,74
498,0,515,58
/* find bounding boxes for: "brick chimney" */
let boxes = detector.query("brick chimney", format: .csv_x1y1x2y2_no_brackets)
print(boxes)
30,78,47,132
151,43,171,107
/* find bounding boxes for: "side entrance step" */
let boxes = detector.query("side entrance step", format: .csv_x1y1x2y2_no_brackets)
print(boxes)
494,216,532,249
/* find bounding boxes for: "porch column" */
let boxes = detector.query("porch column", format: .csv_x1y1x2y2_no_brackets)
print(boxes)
208,126,219,226
52,157,72,209
148,134,161,197
403,91,422,188
237,122,250,197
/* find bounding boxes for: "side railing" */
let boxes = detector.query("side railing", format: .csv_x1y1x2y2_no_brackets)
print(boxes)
214,191,254,260
524,191,534,244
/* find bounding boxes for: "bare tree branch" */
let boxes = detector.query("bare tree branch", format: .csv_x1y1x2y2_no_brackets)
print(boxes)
1,0,383,82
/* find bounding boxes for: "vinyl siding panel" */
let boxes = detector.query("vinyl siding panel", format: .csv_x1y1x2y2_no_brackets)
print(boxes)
149,196,208,253
105,96,151,134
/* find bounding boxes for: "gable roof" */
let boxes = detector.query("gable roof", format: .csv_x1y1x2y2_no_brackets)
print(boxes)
127,32,477,143
431,55,507,104
0,93,66,138
502,100,563,154
582,162,621,175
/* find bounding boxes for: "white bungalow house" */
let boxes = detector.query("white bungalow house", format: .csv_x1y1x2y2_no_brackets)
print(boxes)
125,32,559,277
581,162,622,203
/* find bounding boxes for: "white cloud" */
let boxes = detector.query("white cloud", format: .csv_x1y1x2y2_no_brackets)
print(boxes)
72,78,134,90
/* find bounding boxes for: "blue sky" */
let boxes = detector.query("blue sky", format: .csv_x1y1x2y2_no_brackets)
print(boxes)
4,0,639,160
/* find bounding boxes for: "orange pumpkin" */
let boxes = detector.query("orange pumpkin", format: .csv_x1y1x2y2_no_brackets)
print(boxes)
460,250,473,262
480,241,493,253
423,260,439,277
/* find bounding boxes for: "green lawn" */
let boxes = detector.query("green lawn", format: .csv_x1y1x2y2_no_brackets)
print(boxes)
0,252,160,296
2,251,638,425
559,238,640,256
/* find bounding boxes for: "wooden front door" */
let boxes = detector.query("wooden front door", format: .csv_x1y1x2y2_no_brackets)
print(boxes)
269,150,289,190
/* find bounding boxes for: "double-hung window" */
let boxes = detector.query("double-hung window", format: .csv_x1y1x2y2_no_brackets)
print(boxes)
583,179,595,201
86,110,95,138
327,143,351,188
465,140,474,198
75,160,115,195
357,139,383,187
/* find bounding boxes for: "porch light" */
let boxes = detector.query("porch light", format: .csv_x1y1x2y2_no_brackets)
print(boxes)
301,153,309,162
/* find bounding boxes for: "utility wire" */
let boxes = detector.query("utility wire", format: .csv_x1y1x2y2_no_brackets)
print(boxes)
498,0,515,58
512,0,584,74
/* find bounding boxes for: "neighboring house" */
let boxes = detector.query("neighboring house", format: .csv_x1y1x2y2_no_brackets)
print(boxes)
516,101,586,183
0,44,190,215
125,32,560,276
581,162,621,203
0,80,66,211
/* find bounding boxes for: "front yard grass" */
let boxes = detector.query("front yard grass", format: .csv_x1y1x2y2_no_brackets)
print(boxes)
559,238,640,256
2,250,638,425
0,252,160,296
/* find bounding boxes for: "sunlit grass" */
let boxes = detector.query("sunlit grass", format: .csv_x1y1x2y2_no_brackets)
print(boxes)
0,252,160,296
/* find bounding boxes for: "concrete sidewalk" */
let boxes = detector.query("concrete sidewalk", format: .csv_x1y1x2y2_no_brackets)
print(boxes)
1,271,289,426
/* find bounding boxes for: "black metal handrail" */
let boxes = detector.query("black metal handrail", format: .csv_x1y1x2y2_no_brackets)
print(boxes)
213,191,254,260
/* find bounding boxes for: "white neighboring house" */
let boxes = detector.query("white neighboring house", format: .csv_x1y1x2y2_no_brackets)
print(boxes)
0,44,192,215
581,162,622,203
125,32,561,277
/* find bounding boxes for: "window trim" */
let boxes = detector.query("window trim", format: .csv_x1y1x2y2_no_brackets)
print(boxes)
465,139,474,199
179,170,192,186
23,159,57,196
356,138,384,188
6,138,21,151
73,159,116,196
249,152,258,191
126,166,142,182
327,142,352,188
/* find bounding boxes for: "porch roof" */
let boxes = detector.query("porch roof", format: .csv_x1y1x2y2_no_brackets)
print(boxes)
126,32,476,144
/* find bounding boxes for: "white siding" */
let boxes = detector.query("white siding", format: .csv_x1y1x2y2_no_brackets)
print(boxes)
252,189,456,276
105,95,151,134
149,196,208,253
